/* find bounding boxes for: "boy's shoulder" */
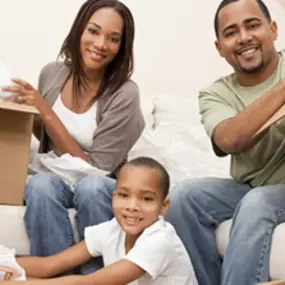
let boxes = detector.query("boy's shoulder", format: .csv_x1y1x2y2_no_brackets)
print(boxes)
145,217,174,233
85,218,122,240
125,217,196,284
136,217,178,250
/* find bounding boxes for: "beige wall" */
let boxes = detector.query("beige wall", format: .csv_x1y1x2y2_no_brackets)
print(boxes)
0,0,284,97
277,0,285,8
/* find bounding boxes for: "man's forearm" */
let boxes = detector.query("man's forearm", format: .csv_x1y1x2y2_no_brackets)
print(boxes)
213,79,285,153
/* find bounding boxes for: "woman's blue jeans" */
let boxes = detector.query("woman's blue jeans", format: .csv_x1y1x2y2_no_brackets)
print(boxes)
24,172,116,273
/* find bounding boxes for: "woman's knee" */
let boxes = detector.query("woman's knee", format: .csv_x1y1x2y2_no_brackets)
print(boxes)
74,175,116,201
25,172,66,201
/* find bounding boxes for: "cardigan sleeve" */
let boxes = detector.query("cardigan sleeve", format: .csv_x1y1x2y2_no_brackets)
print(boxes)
88,80,145,173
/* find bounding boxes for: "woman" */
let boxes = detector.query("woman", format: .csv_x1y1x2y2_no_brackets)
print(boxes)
2,0,144,267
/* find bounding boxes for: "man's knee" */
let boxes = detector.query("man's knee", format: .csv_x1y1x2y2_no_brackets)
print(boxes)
237,187,281,221
169,177,225,206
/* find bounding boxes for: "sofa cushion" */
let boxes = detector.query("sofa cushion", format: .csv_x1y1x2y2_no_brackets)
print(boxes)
1,205,285,280
0,205,77,256
216,219,285,280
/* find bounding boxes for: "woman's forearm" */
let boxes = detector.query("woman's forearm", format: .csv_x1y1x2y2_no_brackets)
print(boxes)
39,101,88,161
33,115,42,141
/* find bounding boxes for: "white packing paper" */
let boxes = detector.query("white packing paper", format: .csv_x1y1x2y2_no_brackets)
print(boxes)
28,152,109,189
0,245,26,281
0,60,14,100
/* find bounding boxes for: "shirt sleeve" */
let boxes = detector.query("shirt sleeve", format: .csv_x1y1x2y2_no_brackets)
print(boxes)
124,232,173,280
199,90,237,137
199,89,237,156
89,80,145,174
84,220,114,257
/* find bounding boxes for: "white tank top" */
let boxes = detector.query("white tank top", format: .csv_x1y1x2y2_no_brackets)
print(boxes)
52,94,97,152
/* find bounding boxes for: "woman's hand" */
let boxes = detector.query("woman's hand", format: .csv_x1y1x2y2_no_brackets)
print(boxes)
1,78,47,114
1,78,87,161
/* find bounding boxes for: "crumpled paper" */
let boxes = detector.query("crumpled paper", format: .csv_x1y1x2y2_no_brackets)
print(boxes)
0,60,14,100
0,245,26,280
28,152,108,189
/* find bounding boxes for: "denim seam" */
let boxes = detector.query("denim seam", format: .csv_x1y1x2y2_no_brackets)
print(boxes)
275,208,285,223
73,189,86,240
254,209,285,283
254,224,273,283
50,178,74,247
208,209,234,224
189,197,220,226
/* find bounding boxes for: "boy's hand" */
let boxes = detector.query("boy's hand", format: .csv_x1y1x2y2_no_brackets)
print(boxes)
0,266,16,280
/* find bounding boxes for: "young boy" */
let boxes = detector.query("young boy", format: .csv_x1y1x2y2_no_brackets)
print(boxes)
1,157,198,285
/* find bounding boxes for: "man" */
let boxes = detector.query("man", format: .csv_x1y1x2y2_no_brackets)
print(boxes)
165,0,285,285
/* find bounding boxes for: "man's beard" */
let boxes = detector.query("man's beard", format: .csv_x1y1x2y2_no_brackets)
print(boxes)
240,59,264,74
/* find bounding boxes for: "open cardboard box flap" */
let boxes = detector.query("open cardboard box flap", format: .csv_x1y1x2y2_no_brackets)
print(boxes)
255,104,285,136
0,101,38,115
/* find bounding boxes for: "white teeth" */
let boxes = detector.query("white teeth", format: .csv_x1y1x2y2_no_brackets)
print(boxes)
242,48,256,55
88,51,104,60
124,216,140,225
239,47,258,56
126,217,138,222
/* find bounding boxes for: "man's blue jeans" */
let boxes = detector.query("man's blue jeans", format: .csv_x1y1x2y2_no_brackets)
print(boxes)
165,177,285,285
24,172,116,272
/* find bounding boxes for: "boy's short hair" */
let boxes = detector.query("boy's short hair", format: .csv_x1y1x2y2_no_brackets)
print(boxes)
121,157,170,199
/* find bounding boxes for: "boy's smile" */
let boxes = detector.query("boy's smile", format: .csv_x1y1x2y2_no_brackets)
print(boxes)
122,215,143,226
112,165,169,245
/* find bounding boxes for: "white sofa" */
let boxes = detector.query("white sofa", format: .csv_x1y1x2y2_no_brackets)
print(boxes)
1,94,285,280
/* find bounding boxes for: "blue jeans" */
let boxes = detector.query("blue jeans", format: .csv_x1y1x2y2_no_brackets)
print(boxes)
165,177,285,285
24,172,116,272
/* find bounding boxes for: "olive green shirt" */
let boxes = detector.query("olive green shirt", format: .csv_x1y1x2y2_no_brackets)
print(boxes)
199,49,285,187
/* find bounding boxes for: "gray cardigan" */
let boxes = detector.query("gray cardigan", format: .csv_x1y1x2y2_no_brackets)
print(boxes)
37,61,145,176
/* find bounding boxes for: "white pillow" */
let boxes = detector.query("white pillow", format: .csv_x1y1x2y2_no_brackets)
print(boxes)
153,94,200,127
140,95,155,129
153,123,230,180
128,128,189,188
129,123,230,188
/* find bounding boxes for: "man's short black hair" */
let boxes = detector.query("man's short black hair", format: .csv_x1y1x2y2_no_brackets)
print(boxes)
122,157,170,199
214,0,272,38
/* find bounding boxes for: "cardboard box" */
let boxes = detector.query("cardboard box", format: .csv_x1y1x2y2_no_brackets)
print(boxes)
255,104,285,136
0,101,38,205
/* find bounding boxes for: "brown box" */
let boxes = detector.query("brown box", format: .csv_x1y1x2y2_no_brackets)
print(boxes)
0,101,38,205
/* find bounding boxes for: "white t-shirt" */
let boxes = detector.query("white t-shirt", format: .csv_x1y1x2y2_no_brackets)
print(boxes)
52,94,97,152
85,217,198,285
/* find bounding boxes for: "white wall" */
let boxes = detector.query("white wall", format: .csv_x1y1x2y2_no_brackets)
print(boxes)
0,0,284,97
